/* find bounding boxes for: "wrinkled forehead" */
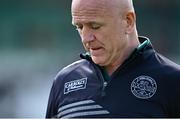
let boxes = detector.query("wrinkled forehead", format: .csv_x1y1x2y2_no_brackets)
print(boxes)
71,0,118,17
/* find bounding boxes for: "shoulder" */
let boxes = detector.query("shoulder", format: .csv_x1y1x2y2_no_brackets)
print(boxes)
54,59,96,83
151,53,180,90
155,53,180,75
146,52,180,99
55,59,88,78
143,51,180,82
143,49,180,71
49,59,92,92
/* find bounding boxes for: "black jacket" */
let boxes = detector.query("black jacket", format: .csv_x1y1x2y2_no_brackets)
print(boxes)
46,36,180,118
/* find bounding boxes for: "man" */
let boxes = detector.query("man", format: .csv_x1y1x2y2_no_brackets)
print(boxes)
46,0,180,118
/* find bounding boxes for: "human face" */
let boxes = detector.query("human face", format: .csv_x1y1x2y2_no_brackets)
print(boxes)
71,0,128,67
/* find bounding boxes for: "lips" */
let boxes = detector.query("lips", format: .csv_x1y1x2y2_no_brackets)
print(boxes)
90,47,104,56
91,47,101,50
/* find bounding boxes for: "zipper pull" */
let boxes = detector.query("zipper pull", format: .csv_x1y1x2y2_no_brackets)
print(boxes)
102,81,107,97
104,82,108,87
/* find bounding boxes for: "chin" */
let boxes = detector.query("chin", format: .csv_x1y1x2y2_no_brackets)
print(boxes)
92,57,105,66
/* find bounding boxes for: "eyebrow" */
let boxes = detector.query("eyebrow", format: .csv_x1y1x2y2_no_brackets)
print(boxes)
72,21,101,26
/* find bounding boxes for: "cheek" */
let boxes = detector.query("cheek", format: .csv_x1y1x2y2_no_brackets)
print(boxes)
108,32,126,53
95,32,114,53
82,42,89,51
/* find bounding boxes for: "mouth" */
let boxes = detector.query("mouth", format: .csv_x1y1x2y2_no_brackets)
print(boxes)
91,47,102,50
90,47,104,56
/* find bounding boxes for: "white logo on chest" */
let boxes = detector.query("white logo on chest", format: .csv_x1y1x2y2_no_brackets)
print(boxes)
131,75,157,99
64,78,87,94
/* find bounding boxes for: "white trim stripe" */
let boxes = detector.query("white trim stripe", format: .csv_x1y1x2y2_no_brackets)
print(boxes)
61,110,110,118
58,100,95,112
58,105,102,117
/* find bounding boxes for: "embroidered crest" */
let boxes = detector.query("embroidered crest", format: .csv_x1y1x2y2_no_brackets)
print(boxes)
64,78,87,94
131,76,157,99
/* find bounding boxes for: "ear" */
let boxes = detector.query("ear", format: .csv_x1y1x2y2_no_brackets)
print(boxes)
125,12,136,34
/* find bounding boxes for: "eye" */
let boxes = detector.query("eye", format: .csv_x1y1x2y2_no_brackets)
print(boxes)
75,24,83,31
91,23,101,30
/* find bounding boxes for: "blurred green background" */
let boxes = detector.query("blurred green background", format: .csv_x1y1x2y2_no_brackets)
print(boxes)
0,0,180,117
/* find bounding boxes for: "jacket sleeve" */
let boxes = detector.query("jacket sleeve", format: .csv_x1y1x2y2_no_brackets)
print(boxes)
172,78,180,117
168,72,180,117
45,80,58,118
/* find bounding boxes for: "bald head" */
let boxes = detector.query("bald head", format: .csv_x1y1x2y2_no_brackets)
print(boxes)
71,0,135,17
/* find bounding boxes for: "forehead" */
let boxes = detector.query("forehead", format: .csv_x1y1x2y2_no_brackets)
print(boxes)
71,0,117,23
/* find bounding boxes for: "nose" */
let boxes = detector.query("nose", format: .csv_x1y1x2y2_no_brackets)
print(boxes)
81,28,95,43
82,34,95,43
